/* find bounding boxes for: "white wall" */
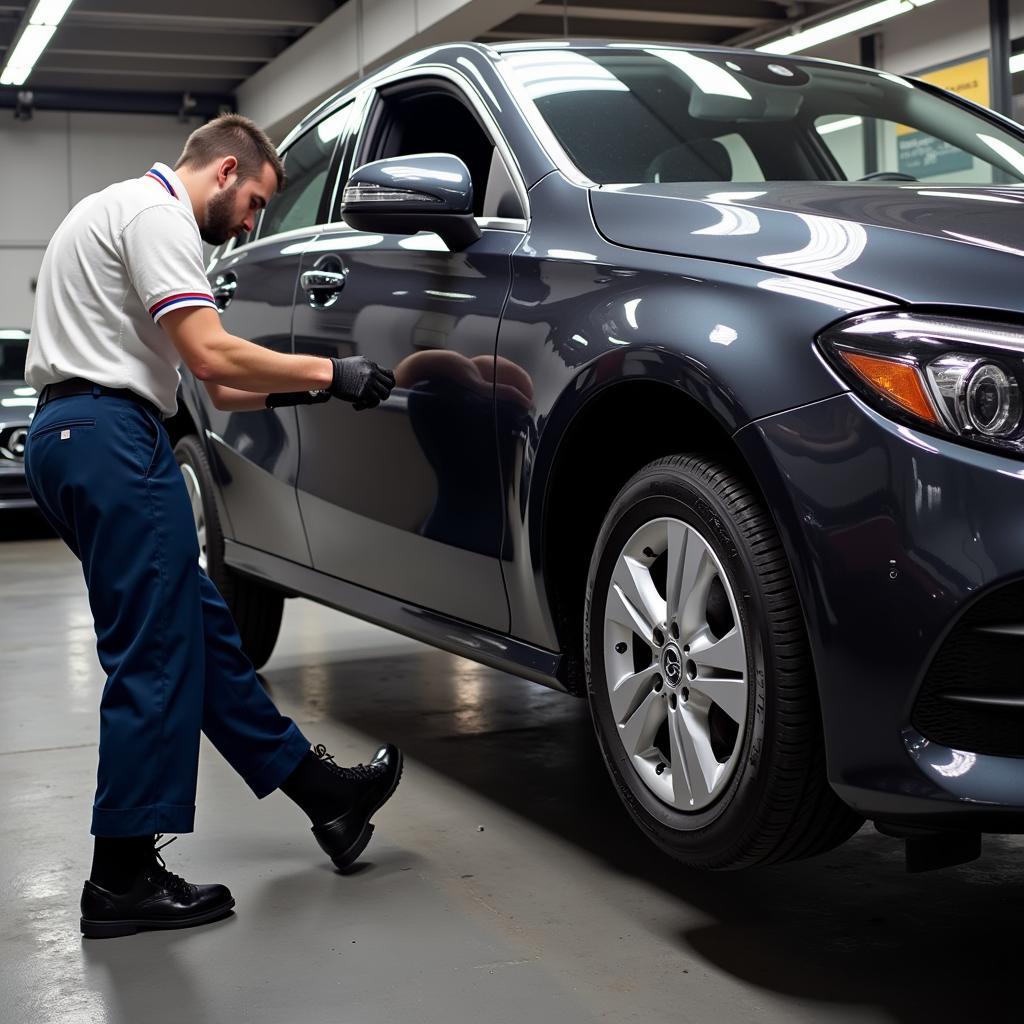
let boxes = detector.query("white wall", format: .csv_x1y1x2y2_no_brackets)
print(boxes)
237,0,533,141
0,111,198,328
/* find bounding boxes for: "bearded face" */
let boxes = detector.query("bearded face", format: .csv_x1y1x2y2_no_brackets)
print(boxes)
201,182,243,245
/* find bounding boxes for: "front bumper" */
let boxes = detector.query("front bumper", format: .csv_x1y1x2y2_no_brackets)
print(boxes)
0,463,34,509
736,391,1024,829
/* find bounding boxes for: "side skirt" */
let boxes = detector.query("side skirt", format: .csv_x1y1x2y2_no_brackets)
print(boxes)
225,540,567,692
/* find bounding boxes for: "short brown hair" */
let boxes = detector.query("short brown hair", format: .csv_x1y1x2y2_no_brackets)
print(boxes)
175,113,285,191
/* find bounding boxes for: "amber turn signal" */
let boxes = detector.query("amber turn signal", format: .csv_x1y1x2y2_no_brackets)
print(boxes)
838,350,940,425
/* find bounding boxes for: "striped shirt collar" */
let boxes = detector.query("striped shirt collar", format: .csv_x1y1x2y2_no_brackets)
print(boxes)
143,162,185,201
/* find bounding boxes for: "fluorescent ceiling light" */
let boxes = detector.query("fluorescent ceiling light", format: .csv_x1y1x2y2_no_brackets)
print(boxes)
1011,53,1024,75
0,23,55,85
1,0,73,86
817,115,863,135
505,52,629,100
647,49,751,99
30,0,73,25
757,0,936,57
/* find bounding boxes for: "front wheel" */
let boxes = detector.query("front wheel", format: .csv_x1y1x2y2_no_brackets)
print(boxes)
584,455,861,869
174,434,284,671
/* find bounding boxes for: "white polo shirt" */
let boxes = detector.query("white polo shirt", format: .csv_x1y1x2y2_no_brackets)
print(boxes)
26,162,218,416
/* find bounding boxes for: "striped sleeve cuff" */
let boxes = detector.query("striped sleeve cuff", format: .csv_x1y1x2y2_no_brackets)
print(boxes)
149,291,218,322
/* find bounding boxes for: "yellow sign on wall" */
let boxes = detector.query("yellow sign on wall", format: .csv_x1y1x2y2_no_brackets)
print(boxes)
897,55,991,135
896,54,991,177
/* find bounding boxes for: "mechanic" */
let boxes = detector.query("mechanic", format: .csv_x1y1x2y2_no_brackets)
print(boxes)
23,114,402,939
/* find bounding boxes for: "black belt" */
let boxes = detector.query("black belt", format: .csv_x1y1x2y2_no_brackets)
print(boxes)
36,378,164,420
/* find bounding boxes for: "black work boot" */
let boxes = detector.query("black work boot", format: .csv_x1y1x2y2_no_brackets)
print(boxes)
282,743,403,870
80,836,234,939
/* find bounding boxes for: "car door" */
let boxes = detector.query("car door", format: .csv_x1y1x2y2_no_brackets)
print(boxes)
291,73,529,630
202,104,352,565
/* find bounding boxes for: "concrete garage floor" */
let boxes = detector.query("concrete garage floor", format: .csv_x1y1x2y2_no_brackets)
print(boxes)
0,515,1019,1024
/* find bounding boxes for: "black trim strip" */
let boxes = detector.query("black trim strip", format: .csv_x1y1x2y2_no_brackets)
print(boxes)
224,540,566,691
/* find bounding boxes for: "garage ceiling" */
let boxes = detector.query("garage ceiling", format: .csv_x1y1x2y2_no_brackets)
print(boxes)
481,0,848,47
0,0,851,110
0,0,341,98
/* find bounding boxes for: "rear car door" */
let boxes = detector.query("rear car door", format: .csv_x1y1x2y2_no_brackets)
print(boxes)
201,106,352,565
291,73,529,630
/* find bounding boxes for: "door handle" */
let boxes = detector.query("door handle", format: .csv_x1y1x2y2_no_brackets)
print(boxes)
300,268,347,308
212,272,237,312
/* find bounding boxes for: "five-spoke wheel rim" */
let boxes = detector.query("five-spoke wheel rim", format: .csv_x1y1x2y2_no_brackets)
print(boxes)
179,462,208,572
603,517,748,812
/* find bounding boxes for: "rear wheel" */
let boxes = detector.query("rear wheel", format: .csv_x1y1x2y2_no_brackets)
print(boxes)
174,434,283,671
584,454,862,868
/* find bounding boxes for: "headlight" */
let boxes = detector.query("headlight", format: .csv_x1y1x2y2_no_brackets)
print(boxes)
819,312,1024,456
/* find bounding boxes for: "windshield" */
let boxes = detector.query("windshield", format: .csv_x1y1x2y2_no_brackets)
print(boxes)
500,48,1024,186
0,331,29,382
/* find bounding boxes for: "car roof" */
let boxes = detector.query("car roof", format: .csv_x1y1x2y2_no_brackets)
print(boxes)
282,38,906,151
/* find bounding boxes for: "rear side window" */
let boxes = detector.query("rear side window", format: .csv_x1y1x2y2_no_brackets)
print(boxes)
258,107,351,239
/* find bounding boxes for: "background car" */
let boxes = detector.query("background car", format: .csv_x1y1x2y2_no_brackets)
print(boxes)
0,329,36,511
163,42,1024,871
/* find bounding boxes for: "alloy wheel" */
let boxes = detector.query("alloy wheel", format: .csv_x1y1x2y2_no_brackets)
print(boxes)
603,517,748,811
179,461,208,572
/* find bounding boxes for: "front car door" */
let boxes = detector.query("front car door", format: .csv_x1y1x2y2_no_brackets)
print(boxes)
199,104,353,565
291,71,530,630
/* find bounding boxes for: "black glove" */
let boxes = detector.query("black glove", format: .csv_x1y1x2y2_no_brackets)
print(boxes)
329,356,396,411
265,390,331,409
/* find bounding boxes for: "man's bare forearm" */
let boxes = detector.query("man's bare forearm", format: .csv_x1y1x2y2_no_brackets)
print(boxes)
196,332,332,392
203,382,271,411
161,306,333,393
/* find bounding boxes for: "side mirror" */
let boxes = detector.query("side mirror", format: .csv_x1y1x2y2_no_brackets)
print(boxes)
341,153,482,251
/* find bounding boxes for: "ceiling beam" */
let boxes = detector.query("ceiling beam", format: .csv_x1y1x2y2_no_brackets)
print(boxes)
48,25,285,63
525,4,770,29
35,53,261,79
0,85,234,116
28,68,245,92
69,0,336,30
491,14,725,42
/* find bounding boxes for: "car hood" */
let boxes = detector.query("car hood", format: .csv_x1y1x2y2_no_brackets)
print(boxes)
590,182,1024,312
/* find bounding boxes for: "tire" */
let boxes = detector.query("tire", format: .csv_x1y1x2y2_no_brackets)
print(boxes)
584,455,862,869
174,434,283,671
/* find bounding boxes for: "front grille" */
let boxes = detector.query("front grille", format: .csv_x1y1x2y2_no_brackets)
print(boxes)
0,424,28,462
0,471,31,500
913,581,1024,757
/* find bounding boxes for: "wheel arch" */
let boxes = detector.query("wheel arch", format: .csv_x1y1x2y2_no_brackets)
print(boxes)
537,374,795,697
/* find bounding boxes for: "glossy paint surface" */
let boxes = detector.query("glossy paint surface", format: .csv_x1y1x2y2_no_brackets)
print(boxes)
187,41,1024,824
205,234,313,565
0,378,35,509
496,172,890,649
291,224,521,631
736,392,1024,821
592,182,1024,310
344,153,475,210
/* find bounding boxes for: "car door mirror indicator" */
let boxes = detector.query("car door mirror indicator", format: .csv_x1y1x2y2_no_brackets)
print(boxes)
342,153,482,251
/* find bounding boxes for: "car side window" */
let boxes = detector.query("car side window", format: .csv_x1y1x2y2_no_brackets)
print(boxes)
360,82,524,219
257,107,351,240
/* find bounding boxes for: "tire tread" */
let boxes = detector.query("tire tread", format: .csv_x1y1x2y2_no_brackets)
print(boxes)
588,453,861,869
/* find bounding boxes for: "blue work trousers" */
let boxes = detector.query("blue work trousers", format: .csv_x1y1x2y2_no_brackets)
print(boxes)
24,390,310,836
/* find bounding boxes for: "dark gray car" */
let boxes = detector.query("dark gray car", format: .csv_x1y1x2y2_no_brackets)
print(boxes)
169,42,1024,869
1,330,35,510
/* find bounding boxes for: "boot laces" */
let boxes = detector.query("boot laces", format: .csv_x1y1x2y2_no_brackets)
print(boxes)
312,743,379,782
151,835,193,896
